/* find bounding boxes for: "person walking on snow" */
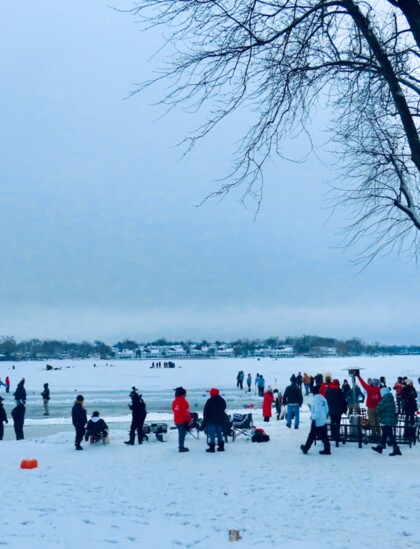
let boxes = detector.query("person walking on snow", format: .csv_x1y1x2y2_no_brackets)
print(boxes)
72,394,87,450
203,388,227,453
372,387,401,456
0,396,8,440
41,383,50,416
300,385,331,455
262,386,275,422
172,387,191,453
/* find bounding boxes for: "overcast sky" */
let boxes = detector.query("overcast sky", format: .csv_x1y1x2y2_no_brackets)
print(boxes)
0,0,418,345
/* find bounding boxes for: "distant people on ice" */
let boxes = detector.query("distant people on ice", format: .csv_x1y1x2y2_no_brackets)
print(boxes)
325,379,347,447
283,378,303,429
125,388,147,445
256,375,265,396
372,387,402,456
41,383,50,416
236,371,244,390
358,375,381,439
303,372,311,395
203,388,226,453
273,389,283,420
13,378,26,405
0,396,8,440
172,387,191,453
262,386,274,423
72,394,87,450
12,400,25,440
85,411,109,444
246,373,252,392
5,376,10,393
300,385,331,455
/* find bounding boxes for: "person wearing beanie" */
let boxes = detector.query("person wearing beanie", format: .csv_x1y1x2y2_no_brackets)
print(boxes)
262,386,275,423
13,378,26,405
203,388,227,453
125,391,147,446
72,395,87,450
325,379,348,447
300,385,331,455
172,387,191,452
357,374,382,439
372,387,401,456
85,411,109,444
11,400,25,440
0,396,8,440
41,383,50,416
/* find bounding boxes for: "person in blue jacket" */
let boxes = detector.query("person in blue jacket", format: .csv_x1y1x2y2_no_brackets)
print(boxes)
300,385,331,455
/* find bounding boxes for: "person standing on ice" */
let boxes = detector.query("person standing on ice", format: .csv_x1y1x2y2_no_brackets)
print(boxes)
257,375,265,397
262,386,275,422
13,378,26,405
357,375,382,439
5,376,10,393
72,394,87,450
125,389,147,445
372,388,401,456
203,388,226,453
0,396,8,440
246,373,252,392
283,378,303,429
172,387,191,453
41,383,50,416
300,385,331,455
11,400,25,440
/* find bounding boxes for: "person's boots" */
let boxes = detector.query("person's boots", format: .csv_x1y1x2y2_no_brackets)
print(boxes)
206,443,216,453
179,447,189,453
217,441,225,452
389,446,402,456
372,445,383,454
124,434,135,446
75,445,83,451
319,448,331,455
138,433,143,445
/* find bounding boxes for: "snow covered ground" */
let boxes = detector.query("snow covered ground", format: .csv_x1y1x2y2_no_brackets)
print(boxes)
0,356,419,548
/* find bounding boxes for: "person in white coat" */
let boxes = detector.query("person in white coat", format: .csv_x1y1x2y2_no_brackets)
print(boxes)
300,385,331,455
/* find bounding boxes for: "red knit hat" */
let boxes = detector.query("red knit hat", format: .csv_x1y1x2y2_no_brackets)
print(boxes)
209,388,219,397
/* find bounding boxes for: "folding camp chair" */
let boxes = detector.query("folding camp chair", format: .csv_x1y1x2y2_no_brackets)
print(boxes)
186,412,202,440
232,413,254,441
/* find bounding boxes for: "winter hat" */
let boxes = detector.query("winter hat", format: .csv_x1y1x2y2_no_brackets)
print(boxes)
380,387,390,397
92,411,100,417
209,388,219,397
372,379,380,387
44,383,48,388
332,379,340,386
175,387,187,397
406,379,413,385
76,394,84,401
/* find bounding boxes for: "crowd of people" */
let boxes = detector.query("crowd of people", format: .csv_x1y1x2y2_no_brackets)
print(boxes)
0,371,418,457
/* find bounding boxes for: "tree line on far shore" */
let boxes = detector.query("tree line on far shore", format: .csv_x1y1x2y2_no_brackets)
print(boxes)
0,335,419,361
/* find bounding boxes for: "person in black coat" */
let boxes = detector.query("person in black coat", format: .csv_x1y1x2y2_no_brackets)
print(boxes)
72,395,88,450
203,388,227,453
13,378,26,405
0,396,8,440
325,380,348,446
125,389,147,445
11,401,25,440
85,411,109,443
41,383,50,416
283,380,303,429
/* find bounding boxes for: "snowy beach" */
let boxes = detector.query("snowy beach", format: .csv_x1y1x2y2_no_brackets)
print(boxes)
0,356,419,548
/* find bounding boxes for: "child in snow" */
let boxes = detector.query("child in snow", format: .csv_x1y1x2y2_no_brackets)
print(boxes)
85,411,109,443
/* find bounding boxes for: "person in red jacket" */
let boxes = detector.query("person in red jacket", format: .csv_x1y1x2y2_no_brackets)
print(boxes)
319,376,331,397
262,386,275,422
358,375,382,438
172,386,191,453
